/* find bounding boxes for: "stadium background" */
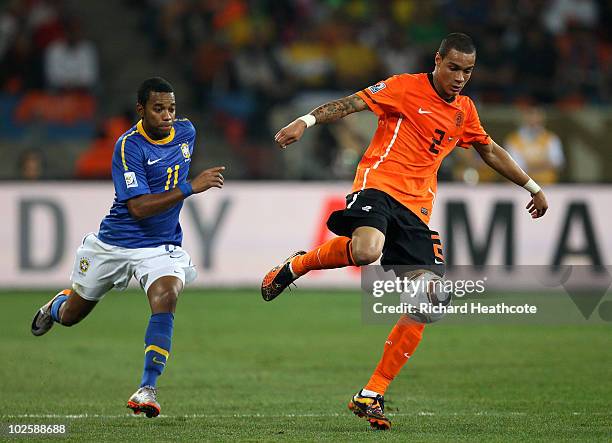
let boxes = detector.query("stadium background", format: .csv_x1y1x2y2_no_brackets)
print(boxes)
0,0,610,441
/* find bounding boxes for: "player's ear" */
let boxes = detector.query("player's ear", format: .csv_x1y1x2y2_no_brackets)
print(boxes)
136,103,144,119
434,52,442,68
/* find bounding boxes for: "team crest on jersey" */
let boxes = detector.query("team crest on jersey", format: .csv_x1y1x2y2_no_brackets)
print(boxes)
180,143,191,159
368,82,386,94
124,171,138,188
455,111,464,127
79,257,90,274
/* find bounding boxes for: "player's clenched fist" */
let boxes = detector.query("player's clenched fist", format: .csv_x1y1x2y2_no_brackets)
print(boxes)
274,119,306,148
191,166,225,193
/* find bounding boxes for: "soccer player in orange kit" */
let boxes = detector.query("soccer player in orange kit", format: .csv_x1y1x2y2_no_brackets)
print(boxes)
262,33,548,430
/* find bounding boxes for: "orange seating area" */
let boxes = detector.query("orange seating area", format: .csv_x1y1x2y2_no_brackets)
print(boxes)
14,91,96,125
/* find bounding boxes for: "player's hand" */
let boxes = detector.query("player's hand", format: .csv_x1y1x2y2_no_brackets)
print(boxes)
191,166,225,193
274,119,306,148
526,190,548,218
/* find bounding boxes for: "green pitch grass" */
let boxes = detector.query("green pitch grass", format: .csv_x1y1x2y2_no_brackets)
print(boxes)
0,290,610,442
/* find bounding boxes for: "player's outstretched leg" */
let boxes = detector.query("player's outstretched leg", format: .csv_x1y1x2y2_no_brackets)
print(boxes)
261,236,356,301
31,288,97,336
349,316,425,430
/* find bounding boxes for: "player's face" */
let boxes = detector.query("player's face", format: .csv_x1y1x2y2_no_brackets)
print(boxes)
138,92,176,139
433,49,476,99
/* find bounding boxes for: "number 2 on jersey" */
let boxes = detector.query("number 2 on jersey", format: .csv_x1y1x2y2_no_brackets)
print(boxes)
429,129,446,155
165,164,180,190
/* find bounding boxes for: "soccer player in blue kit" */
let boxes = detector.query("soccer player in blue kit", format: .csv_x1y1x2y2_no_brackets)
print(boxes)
30,77,225,417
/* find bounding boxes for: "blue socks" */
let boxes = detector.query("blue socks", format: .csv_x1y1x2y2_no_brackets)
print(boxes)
50,295,69,323
140,313,174,388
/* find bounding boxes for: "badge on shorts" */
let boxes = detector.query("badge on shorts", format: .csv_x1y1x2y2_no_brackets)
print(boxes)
421,207,429,216
124,171,138,188
368,82,386,94
79,257,91,274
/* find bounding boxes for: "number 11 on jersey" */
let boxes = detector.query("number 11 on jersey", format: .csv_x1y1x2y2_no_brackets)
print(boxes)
165,164,180,190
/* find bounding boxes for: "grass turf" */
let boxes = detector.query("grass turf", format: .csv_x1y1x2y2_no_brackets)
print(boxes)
0,289,610,441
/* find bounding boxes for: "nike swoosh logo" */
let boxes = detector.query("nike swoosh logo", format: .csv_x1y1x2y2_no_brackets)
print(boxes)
418,108,432,114
434,259,445,264
152,356,166,366
147,158,162,165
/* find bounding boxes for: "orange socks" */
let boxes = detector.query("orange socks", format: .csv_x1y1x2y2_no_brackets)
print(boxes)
364,316,425,395
290,238,423,396
290,236,355,277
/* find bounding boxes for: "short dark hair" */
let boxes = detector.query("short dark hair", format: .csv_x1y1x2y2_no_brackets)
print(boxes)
438,33,476,58
137,77,174,106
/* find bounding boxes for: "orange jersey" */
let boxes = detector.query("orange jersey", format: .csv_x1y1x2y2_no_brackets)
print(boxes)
354,73,490,224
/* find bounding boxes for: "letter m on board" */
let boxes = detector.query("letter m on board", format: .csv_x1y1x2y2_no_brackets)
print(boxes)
445,201,514,266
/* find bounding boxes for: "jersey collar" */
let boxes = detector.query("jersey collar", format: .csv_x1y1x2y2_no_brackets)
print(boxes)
137,120,176,145
427,73,456,103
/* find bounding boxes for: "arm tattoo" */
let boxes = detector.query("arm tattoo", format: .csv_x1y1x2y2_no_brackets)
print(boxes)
310,94,367,124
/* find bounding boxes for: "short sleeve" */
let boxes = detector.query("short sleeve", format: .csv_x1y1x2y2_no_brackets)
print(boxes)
186,119,196,140
112,137,150,202
356,75,406,117
457,98,490,148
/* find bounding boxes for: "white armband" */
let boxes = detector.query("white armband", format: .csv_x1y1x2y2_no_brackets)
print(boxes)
297,114,316,128
523,178,541,194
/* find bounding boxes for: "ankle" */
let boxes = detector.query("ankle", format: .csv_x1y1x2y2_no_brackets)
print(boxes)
288,260,304,278
361,388,382,398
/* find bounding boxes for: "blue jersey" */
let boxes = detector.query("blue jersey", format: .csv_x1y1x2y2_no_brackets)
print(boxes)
98,118,195,248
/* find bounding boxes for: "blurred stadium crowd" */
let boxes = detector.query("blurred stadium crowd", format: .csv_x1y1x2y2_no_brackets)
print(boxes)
142,0,611,104
1,0,611,181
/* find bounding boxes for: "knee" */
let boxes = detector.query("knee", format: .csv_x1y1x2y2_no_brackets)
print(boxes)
351,242,382,266
147,275,183,313
150,289,179,312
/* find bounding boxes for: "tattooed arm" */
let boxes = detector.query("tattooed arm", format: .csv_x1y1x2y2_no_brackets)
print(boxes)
311,94,368,123
274,94,368,148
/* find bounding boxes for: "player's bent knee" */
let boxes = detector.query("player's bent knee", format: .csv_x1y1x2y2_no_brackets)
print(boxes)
149,288,179,313
351,244,382,265
159,290,179,305
146,275,184,313
351,226,385,265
